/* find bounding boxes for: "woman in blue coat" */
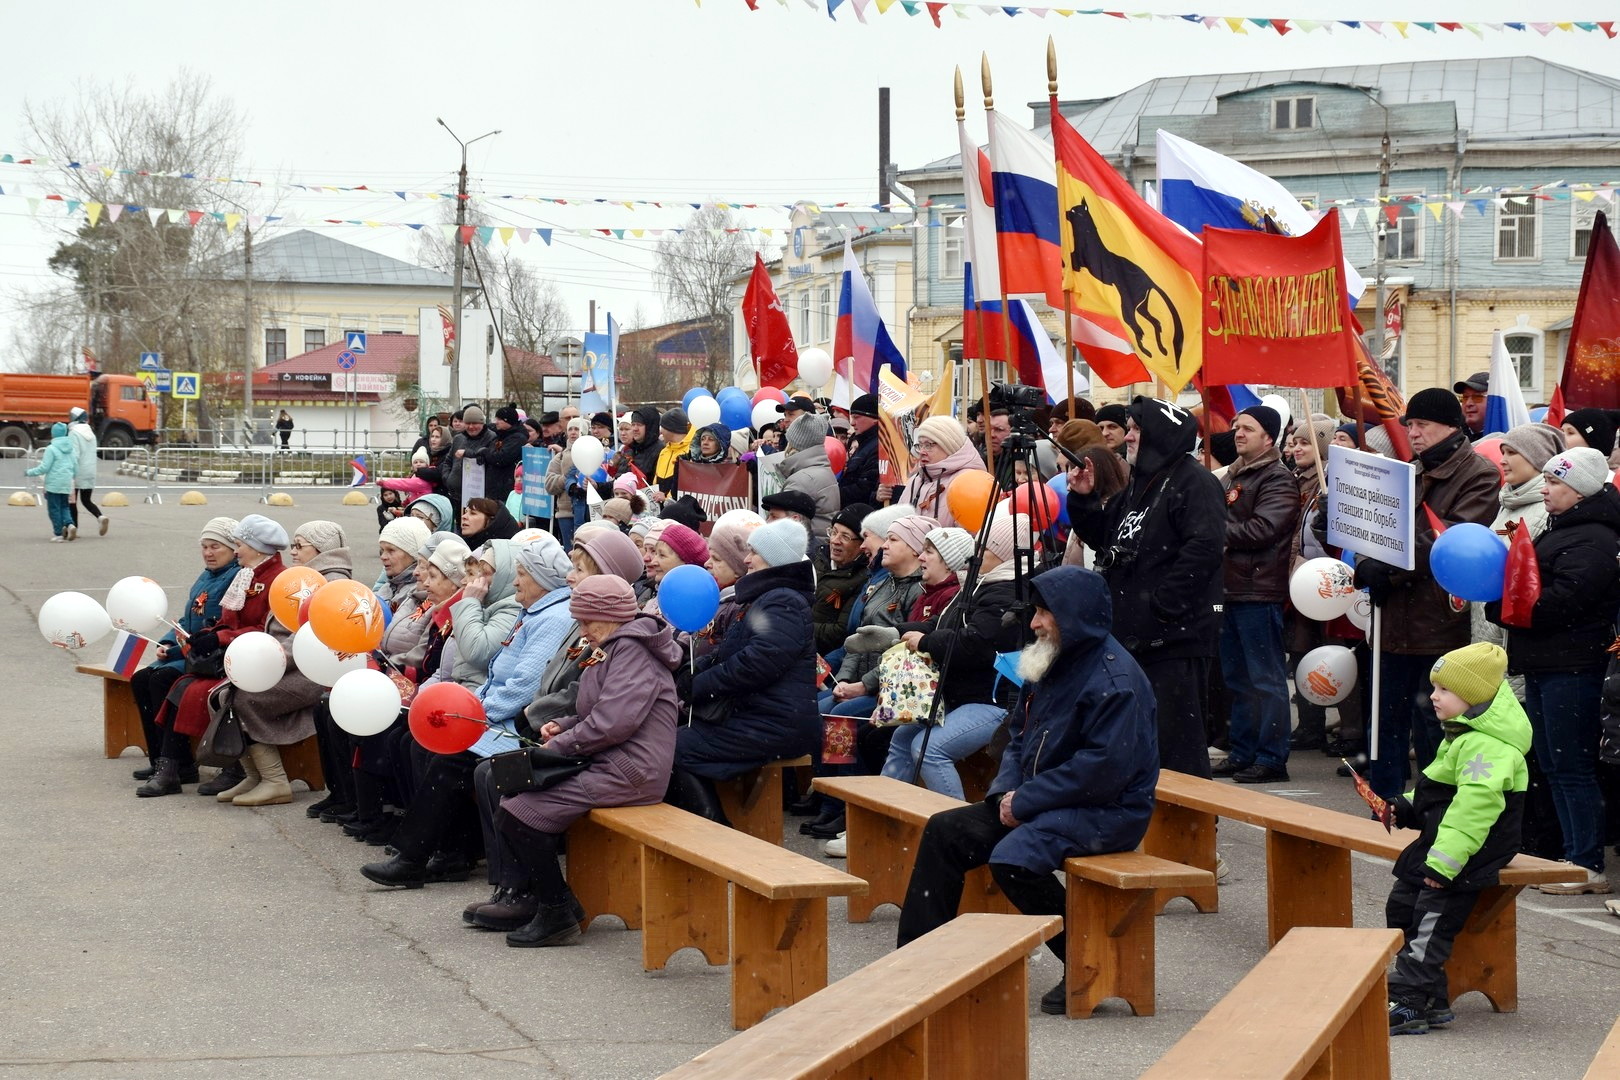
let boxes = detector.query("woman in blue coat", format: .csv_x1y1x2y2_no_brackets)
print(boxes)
671,519,820,817
132,517,241,795
25,422,79,540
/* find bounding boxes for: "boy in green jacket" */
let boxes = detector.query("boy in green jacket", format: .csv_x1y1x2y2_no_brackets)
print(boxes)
1386,641,1530,1035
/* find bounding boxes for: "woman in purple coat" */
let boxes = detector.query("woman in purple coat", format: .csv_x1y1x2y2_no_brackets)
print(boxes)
487,576,681,948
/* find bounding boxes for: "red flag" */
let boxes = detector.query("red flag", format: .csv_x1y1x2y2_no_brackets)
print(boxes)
741,253,799,389
1500,518,1542,628
1548,210,1620,427
1334,320,1413,461
1201,214,1359,388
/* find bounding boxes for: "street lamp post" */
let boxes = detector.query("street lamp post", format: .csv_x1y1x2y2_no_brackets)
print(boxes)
436,118,500,410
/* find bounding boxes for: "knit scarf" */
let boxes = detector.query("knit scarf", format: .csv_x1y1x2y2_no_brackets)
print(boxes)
220,567,256,612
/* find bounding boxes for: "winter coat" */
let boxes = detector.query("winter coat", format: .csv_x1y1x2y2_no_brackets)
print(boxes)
779,443,840,540
445,539,523,688
1487,485,1620,675
1359,432,1499,656
902,441,989,529
477,425,527,504
681,559,820,779
626,405,664,483
469,589,577,757
836,568,926,695
67,421,98,488
25,425,78,494
811,553,870,655
1470,475,1549,657
838,426,880,508
523,623,592,732
154,559,240,672
900,571,1023,712
1068,400,1227,662
988,567,1159,873
461,504,522,551
503,612,682,833
1221,449,1300,604
210,612,324,746
544,444,582,520
446,426,497,500
1392,682,1530,890
380,590,435,681
157,554,283,738
655,429,695,494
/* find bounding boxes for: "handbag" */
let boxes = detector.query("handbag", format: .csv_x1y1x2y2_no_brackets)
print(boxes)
185,647,226,678
195,702,246,767
870,641,941,728
489,746,593,796
688,697,732,726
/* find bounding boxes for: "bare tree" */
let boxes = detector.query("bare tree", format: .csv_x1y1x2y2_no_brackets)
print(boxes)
485,251,569,355
653,205,755,389
3,287,80,373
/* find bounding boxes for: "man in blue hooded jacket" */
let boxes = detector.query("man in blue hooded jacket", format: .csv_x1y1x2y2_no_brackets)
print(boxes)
896,566,1159,1015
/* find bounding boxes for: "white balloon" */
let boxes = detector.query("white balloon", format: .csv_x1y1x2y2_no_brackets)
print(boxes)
751,400,783,431
713,509,765,532
1295,645,1357,706
570,435,606,476
105,576,169,634
1289,557,1358,621
329,668,403,737
1346,590,1373,633
38,591,113,651
797,347,834,388
224,631,288,693
291,623,368,687
687,395,722,428
1260,394,1293,435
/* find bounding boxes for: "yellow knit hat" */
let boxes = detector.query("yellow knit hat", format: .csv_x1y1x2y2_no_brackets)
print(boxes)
1429,642,1508,707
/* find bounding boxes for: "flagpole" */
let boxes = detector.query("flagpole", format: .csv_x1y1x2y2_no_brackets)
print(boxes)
980,53,1012,480
956,67,992,443
1049,39,1076,417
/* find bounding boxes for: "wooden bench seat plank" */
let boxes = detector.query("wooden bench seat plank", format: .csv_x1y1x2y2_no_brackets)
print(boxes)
589,805,866,901
1140,927,1403,1080
1582,1013,1620,1080
661,913,1060,1080
814,775,964,825
1064,851,1214,890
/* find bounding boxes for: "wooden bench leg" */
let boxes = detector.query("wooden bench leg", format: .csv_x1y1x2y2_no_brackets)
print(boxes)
716,768,785,845
1144,804,1219,914
640,846,729,972
830,1025,926,1080
103,680,145,760
924,960,1029,1080
1444,884,1520,1013
1066,878,1158,1018
566,816,643,931
959,866,1017,916
278,735,325,792
1266,831,1353,946
844,805,919,922
730,892,828,1030
1321,967,1392,1080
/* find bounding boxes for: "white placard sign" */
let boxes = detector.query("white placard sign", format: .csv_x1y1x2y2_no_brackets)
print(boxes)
1325,443,1416,572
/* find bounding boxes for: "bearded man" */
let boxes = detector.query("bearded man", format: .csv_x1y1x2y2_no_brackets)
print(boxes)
894,566,1160,1016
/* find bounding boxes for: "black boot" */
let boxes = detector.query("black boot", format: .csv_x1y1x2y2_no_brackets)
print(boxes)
136,757,183,798
664,769,729,826
506,894,583,948
197,763,245,797
360,854,430,889
132,763,157,781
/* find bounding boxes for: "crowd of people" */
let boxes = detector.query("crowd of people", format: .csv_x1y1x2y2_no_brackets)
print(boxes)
113,375,1620,1033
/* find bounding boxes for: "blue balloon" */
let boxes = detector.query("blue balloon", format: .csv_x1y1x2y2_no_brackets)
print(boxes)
716,386,750,406
380,601,394,629
1045,472,1071,526
1430,522,1507,602
592,467,608,483
1529,406,1549,423
718,393,753,431
682,386,712,410
659,564,721,633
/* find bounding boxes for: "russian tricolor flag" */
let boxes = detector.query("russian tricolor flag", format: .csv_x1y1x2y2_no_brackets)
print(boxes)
988,110,1064,306
833,237,907,394
106,630,152,679
1008,299,1090,403
1485,330,1531,436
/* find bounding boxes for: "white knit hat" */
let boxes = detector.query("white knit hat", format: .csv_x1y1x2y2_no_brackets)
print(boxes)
859,502,916,540
379,517,431,558
924,527,975,573
1544,446,1611,498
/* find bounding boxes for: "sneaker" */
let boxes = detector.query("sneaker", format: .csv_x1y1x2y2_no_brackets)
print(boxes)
1603,898,1620,918
49,535,63,543
1536,866,1611,895
1233,764,1290,784
65,524,76,541
1215,854,1230,883
98,516,109,536
1040,976,1067,1016
823,833,847,858
1388,998,1429,1035
1426,1000,1455,1027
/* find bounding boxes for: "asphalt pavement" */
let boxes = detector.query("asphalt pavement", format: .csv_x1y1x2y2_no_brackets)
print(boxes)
1,460,1617,1078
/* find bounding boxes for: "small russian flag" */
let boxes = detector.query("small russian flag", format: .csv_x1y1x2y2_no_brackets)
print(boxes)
106,630,152,679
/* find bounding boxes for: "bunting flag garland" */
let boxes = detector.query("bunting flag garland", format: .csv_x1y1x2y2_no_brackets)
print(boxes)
726,2,1618,38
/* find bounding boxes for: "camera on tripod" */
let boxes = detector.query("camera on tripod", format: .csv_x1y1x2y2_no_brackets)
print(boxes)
987,381,1045,451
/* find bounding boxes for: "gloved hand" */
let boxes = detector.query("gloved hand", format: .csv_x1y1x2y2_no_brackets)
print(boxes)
673,663,695,702
845,625,901,654
1390,795,1419,831
187,630,220,656
1353,557,1395,606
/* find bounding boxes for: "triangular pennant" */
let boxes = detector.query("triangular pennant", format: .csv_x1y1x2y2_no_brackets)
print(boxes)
1427,202,1444,222
85,202,103,227
224,212,242,234
105,203,124,223
1223,16,1246,33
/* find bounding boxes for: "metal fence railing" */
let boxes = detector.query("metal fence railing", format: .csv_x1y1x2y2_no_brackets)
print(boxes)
157,427,422,452
117,447,411,504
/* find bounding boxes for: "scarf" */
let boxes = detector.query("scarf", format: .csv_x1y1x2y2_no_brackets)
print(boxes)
220,567,256,612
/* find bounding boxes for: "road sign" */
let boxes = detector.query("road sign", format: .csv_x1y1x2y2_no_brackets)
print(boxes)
136,371,158,391
171,372,201,400
139,351,162,371
139,369,173,392
345,332,367,354
336,350,358,370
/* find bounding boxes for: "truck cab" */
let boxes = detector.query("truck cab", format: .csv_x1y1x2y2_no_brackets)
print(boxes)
88,374,159,449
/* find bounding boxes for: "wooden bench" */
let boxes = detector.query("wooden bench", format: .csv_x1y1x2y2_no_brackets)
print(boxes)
1144,770,1581,1012
1584,1012,1620,1079
566,802,868,1030
714,755,810,844
812,775,1015,922
1062,852,1214,1018
1141,926,1403,1080
74,665,325,791
659,912,1061,1080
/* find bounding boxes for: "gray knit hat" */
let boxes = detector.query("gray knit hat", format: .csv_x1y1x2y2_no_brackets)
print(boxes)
925,527,975,573
1544,446,1611,498
232,514,289,554
859,502,916,540
747,518,808,567
461,405,486,425
1500,422,1566,472
514,533,574,593
293,520,346,553
200,517,239,548
707,522,754,579
787,413,832,451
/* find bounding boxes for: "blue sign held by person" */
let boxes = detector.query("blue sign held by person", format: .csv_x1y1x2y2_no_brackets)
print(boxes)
521,446,554,520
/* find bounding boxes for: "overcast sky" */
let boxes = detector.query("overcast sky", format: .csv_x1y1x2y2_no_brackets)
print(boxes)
3,0,1618,356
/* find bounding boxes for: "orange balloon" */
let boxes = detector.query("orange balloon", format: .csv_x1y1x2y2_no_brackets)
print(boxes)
945,470,1000,533
269,566,327,631
307,579,385,654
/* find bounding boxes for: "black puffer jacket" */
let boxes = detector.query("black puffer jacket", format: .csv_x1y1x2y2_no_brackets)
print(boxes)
1222,448,1301,604
1068,397,1227,662
446,425,496,502
838,426,880,508
899,574,1025,712
628,405,663,484
1488,484,1620,674
477,425,527,504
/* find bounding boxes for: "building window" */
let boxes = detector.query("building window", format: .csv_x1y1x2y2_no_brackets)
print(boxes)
264,328,287,365
1504,317,1543,396
304,328,325,353
942,212,965,279
797,292,811,344
1272,96,1315,131
817,286,833,343
1496,196,1539,261
1382,197,1423,262
1572,199,1618,259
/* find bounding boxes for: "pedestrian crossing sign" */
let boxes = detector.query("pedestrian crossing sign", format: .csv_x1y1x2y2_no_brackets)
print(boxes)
171,372,201,400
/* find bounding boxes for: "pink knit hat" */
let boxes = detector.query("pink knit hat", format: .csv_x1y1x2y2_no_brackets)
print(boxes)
659,522,710,567
886,514,940,556
569,575,639,622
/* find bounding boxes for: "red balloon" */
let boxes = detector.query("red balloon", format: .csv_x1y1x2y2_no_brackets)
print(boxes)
407,682,487,755
1008,481,1061,526
752,386,788,406
1474,438,1505,482
824,435,848,476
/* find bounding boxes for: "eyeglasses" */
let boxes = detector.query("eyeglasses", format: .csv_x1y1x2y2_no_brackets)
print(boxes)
290,540,313,551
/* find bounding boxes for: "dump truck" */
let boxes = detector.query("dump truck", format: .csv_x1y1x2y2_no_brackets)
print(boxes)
0,372,159,451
